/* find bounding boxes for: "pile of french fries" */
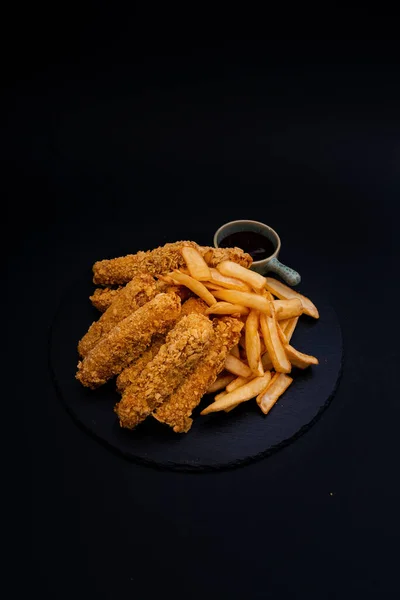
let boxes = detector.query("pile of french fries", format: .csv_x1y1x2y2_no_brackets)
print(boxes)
161,245,319,418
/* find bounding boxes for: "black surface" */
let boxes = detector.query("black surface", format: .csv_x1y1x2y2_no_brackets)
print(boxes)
5,35,400,599
50,271,342,470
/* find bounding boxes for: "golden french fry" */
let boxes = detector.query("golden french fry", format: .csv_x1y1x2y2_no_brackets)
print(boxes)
284,344,319,369
212,289,271,314
263,290,274,302
214,390,228,401
169,270,216,306
273,298,303,320
206,373,235,393
230,344,240,359
260,310,291,373
201,372,272,414
245,310,264,376
279,316,299,343
208,268,252,292
181,246,211,281
225,375,252,392
277,321,288,346
157,274,177,285
256,373,293,415
225,375,258,412
261,352,274,371
284,317,299,343
224,354,253,378
217,260,267,292
265,277,319,319
205,302,249,316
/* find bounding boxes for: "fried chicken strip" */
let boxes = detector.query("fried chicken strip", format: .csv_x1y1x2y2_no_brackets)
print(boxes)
92,241,252,285
78,274,158,357
116,297,209,393
89,281,191,312
116,334,166,393
154,317,243,433
89,287,123,312
115,313,214,429
76,293,181,389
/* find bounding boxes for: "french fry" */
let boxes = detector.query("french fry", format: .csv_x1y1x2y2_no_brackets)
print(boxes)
217,260,267,292
169,270,216,306
226,375,252,392
208,268,252,292
263,290,274,302
224,354,253,378
214,390,228,401
201,372,272,414
206,373,235,393
261,352,274,371
284,344,319,369
181,246,211,281
230,344,240,359
265,277,319,319
212,289,271,314
273,298,303,320
284,317,299,343
203,282,227,291
257,373,293,415
205,302,249,316
225,375,260,412
277,321,288,346
260,310,291,373
245,310,264,376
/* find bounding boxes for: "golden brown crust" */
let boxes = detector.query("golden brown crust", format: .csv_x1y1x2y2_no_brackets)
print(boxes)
115,313,214,429
116,334,166,393
89,287,124,312
92,241,252,285
93,241,200,285
116,297,209,394
78,274,158,357
76,293,181,389
154,317,243,433
89,281,190,313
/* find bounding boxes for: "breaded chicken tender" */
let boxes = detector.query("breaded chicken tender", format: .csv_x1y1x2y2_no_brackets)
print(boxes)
116,297,209,393
78,274,157,357
89,281,191,312
154,317,243,433
89,287,123,312
116,334,166,393
115,313,214,430
76,293,181,389
92,241,252,285
93,241,200,285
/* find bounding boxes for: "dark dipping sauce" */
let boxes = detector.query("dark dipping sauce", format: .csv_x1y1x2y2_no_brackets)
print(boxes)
219,231,276,260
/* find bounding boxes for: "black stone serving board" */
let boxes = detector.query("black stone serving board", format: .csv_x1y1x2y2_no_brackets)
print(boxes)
49,271,343,472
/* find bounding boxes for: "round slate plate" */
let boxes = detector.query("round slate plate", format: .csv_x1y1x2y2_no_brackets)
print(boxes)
49,272,343,471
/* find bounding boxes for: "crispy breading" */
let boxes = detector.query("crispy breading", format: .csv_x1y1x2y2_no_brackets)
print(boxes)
115,313,214,430
89,287,123,312
76,293,181,389
116,297,208,393
89,281,191,312
180,297,209,317
202,246,253,269
154,317,243,433
92,241,252,285
93,241,200,285
78,274,157,357
116,334,166,393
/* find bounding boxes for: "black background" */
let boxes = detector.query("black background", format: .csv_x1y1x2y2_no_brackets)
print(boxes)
4,22,399,600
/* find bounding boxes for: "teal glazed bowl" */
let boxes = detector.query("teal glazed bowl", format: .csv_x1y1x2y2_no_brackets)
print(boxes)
213,219,301,287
